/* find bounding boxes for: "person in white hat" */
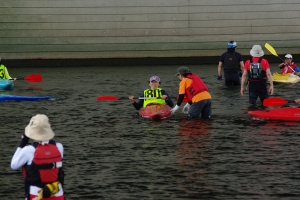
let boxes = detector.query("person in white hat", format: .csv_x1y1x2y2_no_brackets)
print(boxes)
128,75,174,110
11,114,65,200
217,41,245,86
278,54,300,75
240,45,274,105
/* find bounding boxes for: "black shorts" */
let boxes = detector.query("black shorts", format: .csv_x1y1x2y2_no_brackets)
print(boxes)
224,70,240,86
248,81,268,105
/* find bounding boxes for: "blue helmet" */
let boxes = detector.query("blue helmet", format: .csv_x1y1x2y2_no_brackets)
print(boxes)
227,41,237,48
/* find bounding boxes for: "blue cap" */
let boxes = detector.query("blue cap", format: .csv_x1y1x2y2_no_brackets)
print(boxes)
227,41,237,48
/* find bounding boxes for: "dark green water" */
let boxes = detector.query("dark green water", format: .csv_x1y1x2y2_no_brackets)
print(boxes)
1,65,300,200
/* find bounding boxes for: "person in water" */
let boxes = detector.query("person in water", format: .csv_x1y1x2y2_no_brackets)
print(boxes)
217,41,244,86
129,75,174,110
171,66,212,119
278,54,300,75
11,114,65,200
0,58,16,81
240,45,274,105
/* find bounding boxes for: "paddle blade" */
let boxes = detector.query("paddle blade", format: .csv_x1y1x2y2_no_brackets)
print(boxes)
265,43,278,57
96,96,121,101
24,74,42,82
263,97,288,106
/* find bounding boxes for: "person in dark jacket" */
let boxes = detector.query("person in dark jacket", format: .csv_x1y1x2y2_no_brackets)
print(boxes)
217,41,244,86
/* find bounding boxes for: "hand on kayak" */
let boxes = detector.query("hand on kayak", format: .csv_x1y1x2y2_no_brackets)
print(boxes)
170,105,179,114
182,103,190,113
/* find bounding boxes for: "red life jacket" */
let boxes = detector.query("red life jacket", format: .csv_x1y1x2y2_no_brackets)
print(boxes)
185,74,208,100
24,140,64,187
281,62,297,74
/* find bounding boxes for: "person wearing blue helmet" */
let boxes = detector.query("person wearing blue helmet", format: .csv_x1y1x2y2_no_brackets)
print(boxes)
217,41,244,86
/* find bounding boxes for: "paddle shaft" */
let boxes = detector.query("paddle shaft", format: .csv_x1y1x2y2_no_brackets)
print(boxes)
9,74,42,82
96,95,188,102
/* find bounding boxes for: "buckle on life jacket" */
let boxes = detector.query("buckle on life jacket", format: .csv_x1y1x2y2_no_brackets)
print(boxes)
53,161,62,168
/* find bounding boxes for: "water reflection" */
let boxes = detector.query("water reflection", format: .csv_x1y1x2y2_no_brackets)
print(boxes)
2,65,300,199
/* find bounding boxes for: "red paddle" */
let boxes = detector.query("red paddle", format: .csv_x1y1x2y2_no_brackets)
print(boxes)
11,74,42,82
96,95,189,102
263,97,295,106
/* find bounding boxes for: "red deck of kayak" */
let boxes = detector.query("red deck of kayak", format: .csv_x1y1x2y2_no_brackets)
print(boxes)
139,104,172,120
248,107,300,121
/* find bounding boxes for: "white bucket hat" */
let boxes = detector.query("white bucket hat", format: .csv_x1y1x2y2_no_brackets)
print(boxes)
25,114,55,141
250,45,264,57
285,54,292,59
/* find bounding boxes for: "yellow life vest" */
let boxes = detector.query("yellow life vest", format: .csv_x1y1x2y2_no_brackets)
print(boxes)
0,64,11,79
143,88,166,107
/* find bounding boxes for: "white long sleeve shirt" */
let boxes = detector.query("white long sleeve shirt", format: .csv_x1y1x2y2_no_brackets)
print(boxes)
11,141,64,196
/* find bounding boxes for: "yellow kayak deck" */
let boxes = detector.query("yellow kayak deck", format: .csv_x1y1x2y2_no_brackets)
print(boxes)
272,72,300,83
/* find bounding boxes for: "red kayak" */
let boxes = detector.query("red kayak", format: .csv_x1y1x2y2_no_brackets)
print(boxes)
139,104,172,120
248,107,300,121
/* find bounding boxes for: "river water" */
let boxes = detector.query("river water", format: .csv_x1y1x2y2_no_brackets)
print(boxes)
1,64,300,200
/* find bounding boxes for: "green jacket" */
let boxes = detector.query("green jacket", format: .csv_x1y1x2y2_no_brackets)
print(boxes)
0,64,12,79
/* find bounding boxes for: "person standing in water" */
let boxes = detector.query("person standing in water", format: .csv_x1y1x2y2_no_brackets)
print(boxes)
171,66,212,119
240,45,274,105
217,41,244,86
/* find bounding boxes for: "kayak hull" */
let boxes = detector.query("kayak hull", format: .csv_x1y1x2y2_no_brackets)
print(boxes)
139,104,172,120
272,72,299,83
249,107,300,121
0,79,14,90
0,95,54,102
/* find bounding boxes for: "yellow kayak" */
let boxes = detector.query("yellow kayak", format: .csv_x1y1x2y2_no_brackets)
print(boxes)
272,72,299,83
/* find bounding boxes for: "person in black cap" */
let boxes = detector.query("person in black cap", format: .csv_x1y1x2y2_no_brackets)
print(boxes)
217,41,244,86
171,66,212,119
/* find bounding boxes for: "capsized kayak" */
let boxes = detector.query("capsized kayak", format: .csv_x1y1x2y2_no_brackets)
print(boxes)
0,79,14,90
0,94,54,102
248,107,300,121
139,104,172,120
272,72,299,83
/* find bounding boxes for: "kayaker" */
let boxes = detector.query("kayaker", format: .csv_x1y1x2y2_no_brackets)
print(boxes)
240,45,274,105
278,54,300,75
11,114,65,200
217,41,244,86
129,75,174,110
171,66,212,119
0,58,17,81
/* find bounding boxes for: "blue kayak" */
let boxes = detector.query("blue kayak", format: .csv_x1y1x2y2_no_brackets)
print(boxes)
0,79,14,90
0,94,54,102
